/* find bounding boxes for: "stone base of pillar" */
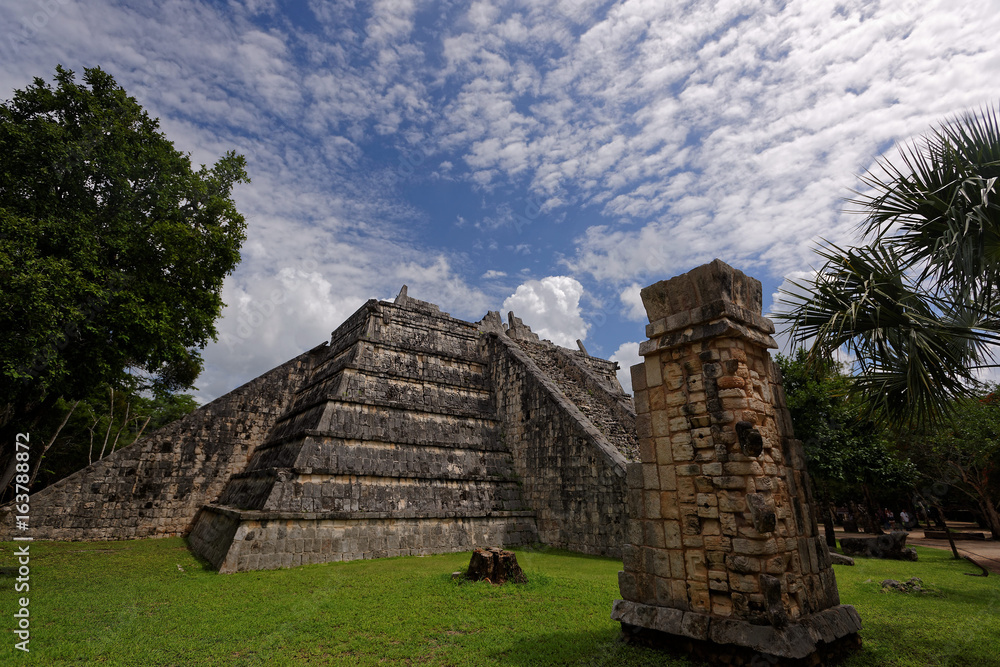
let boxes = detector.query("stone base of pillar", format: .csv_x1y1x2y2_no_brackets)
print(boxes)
612,599,862,666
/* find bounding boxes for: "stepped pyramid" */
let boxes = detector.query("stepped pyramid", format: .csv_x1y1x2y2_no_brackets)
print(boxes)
7,286,637,572
188,290,540,571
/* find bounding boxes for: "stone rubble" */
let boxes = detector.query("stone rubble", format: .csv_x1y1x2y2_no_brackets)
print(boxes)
840,531,918,561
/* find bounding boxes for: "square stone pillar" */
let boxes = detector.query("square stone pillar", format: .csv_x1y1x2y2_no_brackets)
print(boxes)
612,260,861,665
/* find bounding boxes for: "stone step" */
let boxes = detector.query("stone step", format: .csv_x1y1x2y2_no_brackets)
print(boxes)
271,392,497,441
367,307,484,359
514,339,639,461
188,507,538,573
292,367,493,416
203,504,537,521
307,341,488,393
217,473,530,514
243,437,518,477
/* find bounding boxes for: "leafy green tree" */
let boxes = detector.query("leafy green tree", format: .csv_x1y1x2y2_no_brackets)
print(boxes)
777,349,916,539
903,389,1000,539
0,66,247,488
777,106,1000,426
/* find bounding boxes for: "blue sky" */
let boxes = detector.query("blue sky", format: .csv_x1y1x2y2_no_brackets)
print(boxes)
2,0,999,401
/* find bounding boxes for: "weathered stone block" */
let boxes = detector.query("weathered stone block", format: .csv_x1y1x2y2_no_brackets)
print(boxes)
645,357,663,388
746,493,777,534
672,442,695,461
658,467,678,493
663,520,682,548
840,531,918,561
630,363,647,394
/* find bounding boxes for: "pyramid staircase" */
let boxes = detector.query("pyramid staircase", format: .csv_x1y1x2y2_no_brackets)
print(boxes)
188,293,536,572
512,338,638,462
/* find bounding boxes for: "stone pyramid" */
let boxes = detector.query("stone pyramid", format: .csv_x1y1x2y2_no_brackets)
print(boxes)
5,286,636,573
188,290,538,572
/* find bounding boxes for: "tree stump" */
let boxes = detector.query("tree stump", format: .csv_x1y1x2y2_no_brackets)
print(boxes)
465,547,527,584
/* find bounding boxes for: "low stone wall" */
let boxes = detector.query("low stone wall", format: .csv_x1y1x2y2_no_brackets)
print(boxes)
189,507,537,573
0,350,318,541
484,332,629,557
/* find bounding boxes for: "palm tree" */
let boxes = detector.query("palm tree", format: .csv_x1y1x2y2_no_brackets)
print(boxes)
777,105,1000,427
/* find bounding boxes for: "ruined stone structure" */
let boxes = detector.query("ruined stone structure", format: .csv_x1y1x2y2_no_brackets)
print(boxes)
611,261,861,665
3,261,859,661
2,288,634,572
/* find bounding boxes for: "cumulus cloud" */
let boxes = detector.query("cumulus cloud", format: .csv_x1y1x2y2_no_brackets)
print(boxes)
429,0,1000,285
501,276,589,348
610,341,643,396
766,269,821,356
199,267,368,402
619,283,646,321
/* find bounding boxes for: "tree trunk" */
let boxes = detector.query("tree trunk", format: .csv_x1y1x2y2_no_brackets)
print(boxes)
852,499,877,535
979,500,1000,541
98,387,114,461
0,455,18,500
109,401,131,456
861,484,885,535
822,500,837,548
28,399,80,487
87,413,100,465
933,500,961,559
465,548,527,584
0,394,58,501
131,415,152,447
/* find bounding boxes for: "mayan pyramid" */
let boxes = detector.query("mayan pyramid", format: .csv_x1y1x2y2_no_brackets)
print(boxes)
5,287,637,573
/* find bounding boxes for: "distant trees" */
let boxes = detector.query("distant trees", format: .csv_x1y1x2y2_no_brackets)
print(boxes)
18,391,198,496
0,65,247,493
902,389,1000,539
776,350,915,539
777,105,1000,538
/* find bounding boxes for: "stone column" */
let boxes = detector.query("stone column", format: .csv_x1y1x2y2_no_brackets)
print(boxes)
611,260,861,665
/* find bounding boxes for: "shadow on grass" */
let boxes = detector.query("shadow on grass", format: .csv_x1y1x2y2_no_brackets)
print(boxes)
182,535,221,572
490,628,702,667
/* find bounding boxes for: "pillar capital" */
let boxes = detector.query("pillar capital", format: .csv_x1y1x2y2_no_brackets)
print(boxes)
639,259,776,356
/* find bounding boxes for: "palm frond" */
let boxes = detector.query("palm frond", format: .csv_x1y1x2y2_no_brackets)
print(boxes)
849,105,1000,308
775,242,998,426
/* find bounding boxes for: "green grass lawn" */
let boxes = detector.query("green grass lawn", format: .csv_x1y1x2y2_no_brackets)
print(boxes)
1,540,998,666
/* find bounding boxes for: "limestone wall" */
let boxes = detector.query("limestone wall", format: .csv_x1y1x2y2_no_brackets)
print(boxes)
484,332,629,557
0,350,318,540
190,510,537,573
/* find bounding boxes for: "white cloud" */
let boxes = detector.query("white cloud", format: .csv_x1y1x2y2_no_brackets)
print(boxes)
198,267,368,402
619,283,646,321
767,270,816,357
426,0,1000,287
5,0,1000,404
390,255,490,319
610,341,642,396
501,276,589,348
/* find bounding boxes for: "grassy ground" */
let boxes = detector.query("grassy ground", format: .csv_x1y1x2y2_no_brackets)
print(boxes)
1,539,998,666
